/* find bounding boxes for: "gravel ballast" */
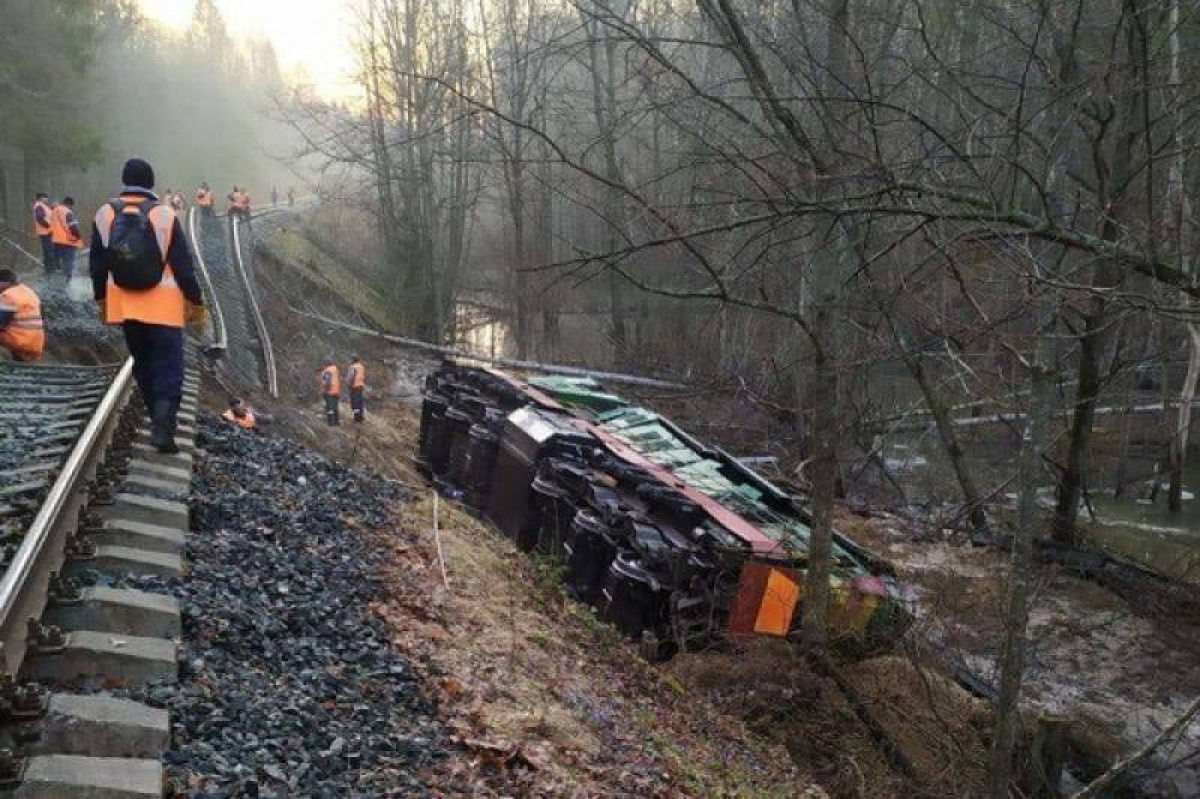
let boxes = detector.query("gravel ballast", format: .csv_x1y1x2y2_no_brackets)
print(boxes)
166,418,440,795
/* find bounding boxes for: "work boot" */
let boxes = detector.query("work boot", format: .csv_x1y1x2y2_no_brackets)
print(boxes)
151,398,180,454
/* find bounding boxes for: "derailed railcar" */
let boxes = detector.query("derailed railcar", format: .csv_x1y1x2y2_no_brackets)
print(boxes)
419,361,909,655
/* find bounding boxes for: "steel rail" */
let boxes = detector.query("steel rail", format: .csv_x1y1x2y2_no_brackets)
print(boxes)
230,215,279,398
188,206,228,352
0,357,133,677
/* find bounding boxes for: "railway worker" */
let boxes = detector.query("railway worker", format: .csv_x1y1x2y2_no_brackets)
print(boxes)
221,397,266,431
347,356,366,422
49,197,84,280
320,359,341,426
31,193,54,272
90,157,207,454
0,268,45,362
196,182,214,217
228,187,251,221
170,190,185,213
287,187,295,207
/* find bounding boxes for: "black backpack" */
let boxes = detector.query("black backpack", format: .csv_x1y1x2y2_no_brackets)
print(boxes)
108,199,165,290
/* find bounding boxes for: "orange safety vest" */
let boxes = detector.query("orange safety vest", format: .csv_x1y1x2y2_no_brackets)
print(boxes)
94,195,185,328
196,189,213,207
32,200,53,237
348,362,365,389
222,408,257,429
321,364,341,396
0,283,45,360
49,205,82,248
237,191,251,211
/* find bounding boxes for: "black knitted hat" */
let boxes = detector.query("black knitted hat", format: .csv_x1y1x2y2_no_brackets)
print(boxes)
121,158,155,189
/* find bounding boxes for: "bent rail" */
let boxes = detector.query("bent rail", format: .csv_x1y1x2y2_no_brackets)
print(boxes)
0,358,133,677
188,206,228,352
230,215,278,398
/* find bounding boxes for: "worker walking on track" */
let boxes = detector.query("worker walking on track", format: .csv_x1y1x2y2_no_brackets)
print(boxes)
0,268,45,362
91,157,207,453
320,359,341,426
32,193,54,272
347,356,366,422
228,187,251,221
196,182,214,216
49,197,84,280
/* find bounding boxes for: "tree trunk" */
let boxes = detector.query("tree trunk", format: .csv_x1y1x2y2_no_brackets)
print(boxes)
990,362,1052,797
900,342,990,540
1052,305,1107,542
1052,0,1146,542
1169,325,1200,510
801,331,837,652
1165,0,1195,513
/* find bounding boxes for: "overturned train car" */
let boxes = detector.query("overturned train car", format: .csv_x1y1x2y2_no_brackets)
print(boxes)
419,361,909,655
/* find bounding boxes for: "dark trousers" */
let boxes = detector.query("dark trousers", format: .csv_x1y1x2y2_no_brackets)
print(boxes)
123,321,184,410
350,387,364,421
54,244,76,278
323,394,340,425
38,235,53,272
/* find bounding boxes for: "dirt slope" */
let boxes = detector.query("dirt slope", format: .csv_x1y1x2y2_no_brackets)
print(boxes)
207,217,822,794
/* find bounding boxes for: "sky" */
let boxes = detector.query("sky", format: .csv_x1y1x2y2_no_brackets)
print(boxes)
138,0,358,99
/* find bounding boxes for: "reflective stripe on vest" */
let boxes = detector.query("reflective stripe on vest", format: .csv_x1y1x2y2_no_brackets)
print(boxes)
0,284,45,359
95,195,185,328
349,363,365,389
49,205,81,247
33,201,52,236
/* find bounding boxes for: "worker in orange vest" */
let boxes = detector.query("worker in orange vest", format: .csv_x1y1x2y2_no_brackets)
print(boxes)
32,193,54,272
91,158,207,453
49,197,84,280
347,356,366,422
195,183,214,217
320,359,341,426
221,397,261,431
0,268,45,362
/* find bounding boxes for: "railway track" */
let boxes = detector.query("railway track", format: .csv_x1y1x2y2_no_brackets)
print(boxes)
186,206,280,398
0,342,201,794
0,362,122,536
187,207,228,353
229,213,279,398
187,209,264,391
0,197,283,792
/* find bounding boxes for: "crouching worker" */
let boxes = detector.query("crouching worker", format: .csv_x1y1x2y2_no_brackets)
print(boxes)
221,397,270,431
0,269,45,361
92,157,207,453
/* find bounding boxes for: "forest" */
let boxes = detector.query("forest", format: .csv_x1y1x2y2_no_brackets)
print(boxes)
286,0,1200,794
0,0,295,227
